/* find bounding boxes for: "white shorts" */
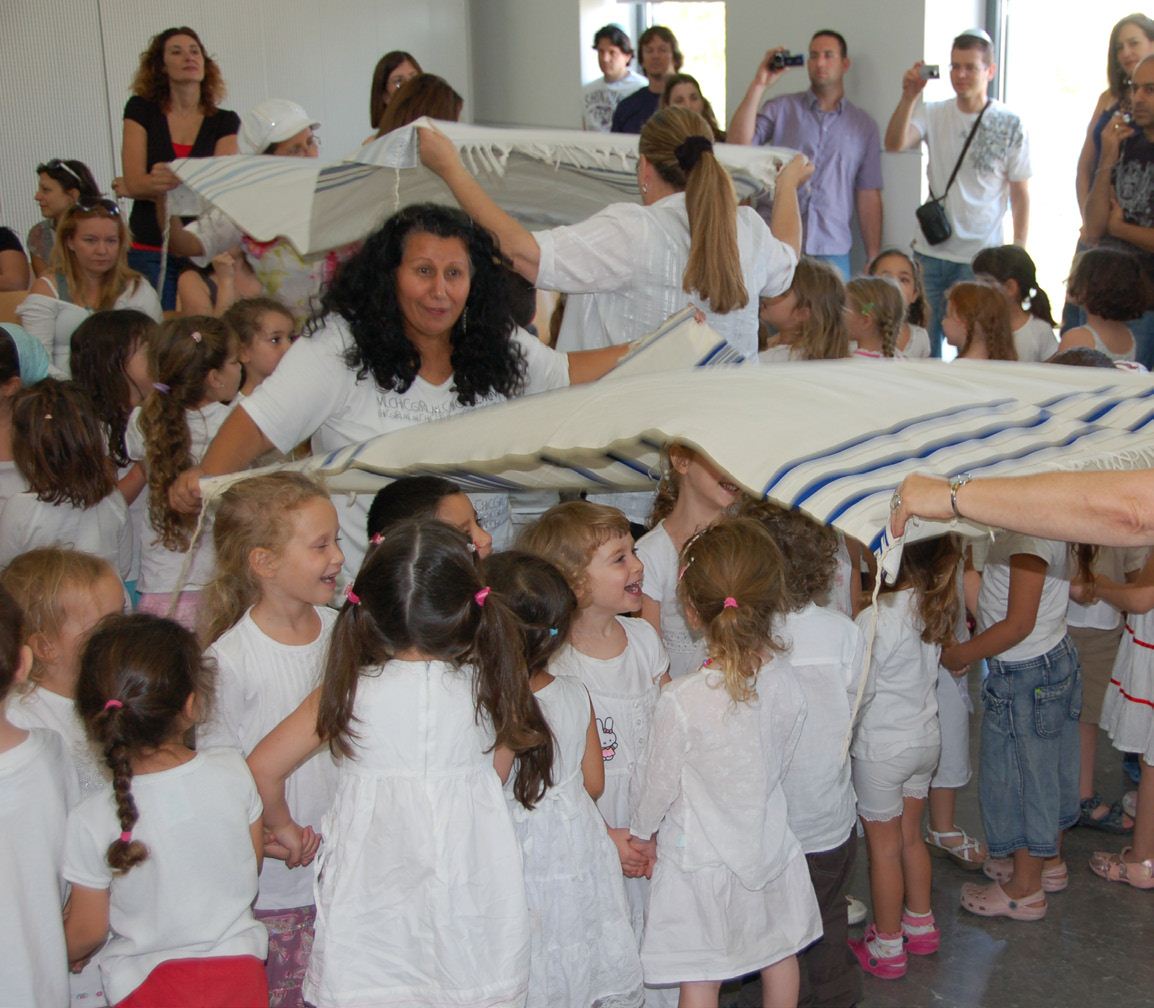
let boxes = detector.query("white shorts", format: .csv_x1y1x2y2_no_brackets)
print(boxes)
852,744,941,822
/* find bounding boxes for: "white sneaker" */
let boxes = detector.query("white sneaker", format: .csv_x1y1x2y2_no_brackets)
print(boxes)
847,894,868,926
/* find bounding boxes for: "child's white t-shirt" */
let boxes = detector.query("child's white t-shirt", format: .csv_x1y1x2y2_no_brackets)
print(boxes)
62,748,267,1006
775,602,863,853
977,532,1070,662
6,686,107,798
0,728,77,1008
635,520,706,679
125,401,234,594
852,588,941,761
1013,316,1058,363
0,490,131,578
200,607,338,910
549,616,667,828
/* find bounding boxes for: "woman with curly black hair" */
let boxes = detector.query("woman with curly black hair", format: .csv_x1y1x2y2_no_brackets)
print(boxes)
170,203,627,576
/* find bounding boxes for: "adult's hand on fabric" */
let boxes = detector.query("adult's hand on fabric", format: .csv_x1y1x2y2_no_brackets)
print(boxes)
776,153,814,190
888,473,952,538
169,466,205,514
417,125,461,177
147,162,182,195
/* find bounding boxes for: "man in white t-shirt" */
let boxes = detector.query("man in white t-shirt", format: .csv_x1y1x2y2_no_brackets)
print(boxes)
582,24,647,132
886,28,1031,356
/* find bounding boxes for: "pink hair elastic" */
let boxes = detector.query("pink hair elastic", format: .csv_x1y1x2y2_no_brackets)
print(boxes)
103,699,123,711
189,330,203,343
345,585,361,606
722,597,739,609
119,831,133,843
474,586,491,606
369,532,384,546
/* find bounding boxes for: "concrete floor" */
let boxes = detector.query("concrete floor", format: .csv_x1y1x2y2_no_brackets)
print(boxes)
717,674,1154,1008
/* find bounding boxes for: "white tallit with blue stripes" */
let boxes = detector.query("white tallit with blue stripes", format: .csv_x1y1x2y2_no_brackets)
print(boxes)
202,338,1154,554
166,118,796,256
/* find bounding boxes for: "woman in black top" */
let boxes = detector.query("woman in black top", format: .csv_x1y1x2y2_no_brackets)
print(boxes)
120,26,239,309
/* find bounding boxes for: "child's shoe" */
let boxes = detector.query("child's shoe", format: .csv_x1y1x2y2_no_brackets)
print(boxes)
901,909,940,955
849,923,907,979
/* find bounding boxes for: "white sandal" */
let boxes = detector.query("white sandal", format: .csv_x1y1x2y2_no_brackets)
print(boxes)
925,827,988,870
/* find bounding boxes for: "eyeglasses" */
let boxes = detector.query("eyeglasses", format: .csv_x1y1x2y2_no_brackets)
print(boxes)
75,198,121,216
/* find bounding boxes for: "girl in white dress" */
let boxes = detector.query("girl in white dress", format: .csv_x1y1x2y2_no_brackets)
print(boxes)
248,519,553,1007
487,550,644,1008
519,501,670,940
629,517,820,1007
1072,551,1154,888
638,443,747,679
198,472,343,1005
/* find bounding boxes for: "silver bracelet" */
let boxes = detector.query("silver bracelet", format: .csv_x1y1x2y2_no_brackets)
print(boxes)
949,473,973,519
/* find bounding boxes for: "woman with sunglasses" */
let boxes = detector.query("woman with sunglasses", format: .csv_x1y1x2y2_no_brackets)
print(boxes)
27,159,102,278
120,27,240,310
17,202,161,375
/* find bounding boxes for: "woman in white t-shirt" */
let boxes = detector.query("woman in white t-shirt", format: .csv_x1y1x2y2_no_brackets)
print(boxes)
170,204,630,578
418,105,810,361
940,531,1080,922
17,201,162,376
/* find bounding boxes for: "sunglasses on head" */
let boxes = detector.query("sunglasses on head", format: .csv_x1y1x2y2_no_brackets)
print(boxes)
46,159,84,187
75,198,121,216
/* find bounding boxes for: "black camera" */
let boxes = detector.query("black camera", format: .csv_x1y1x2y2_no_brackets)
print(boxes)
770,52,805,70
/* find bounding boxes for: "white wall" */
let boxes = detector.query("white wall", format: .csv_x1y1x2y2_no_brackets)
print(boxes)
469,0,583,128
1,0,472,245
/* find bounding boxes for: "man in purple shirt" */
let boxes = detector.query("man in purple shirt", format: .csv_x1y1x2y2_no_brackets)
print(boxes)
729,30,883,278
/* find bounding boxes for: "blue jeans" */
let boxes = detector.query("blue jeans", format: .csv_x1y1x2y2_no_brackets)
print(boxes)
979,637,1082,859
915,253,973,358
810,253,852,281
127,248,185,311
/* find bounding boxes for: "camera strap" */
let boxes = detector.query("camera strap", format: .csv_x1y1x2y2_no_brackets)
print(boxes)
928,100,991,202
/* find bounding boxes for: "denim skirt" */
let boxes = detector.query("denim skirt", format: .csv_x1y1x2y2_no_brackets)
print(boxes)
978,636,1082,859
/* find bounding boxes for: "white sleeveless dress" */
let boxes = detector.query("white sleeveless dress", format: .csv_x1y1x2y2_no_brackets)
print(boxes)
304,659,530,1007
508,675,643,1007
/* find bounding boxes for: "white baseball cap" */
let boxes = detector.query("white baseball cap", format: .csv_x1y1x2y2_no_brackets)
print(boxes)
239,99,320,154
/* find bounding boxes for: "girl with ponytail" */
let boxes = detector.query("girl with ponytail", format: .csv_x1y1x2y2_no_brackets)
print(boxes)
417,107,814,360
628,516,821,1005
63,613,269,1007
971,244,1058,361
247,519,552,1007
128,315,242,628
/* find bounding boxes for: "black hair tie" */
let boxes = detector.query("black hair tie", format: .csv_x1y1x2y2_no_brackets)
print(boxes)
674,135,713,173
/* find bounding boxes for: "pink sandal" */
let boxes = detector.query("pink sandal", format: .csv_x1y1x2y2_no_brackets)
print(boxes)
982,857,1068,892
960,881,1047,921
1089,847,1154,890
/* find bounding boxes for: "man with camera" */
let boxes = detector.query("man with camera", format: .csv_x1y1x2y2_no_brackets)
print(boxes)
729,30,884,279
885,28,1031,357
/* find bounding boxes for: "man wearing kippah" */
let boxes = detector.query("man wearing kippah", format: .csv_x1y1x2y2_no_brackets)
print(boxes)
886,28,1031,357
